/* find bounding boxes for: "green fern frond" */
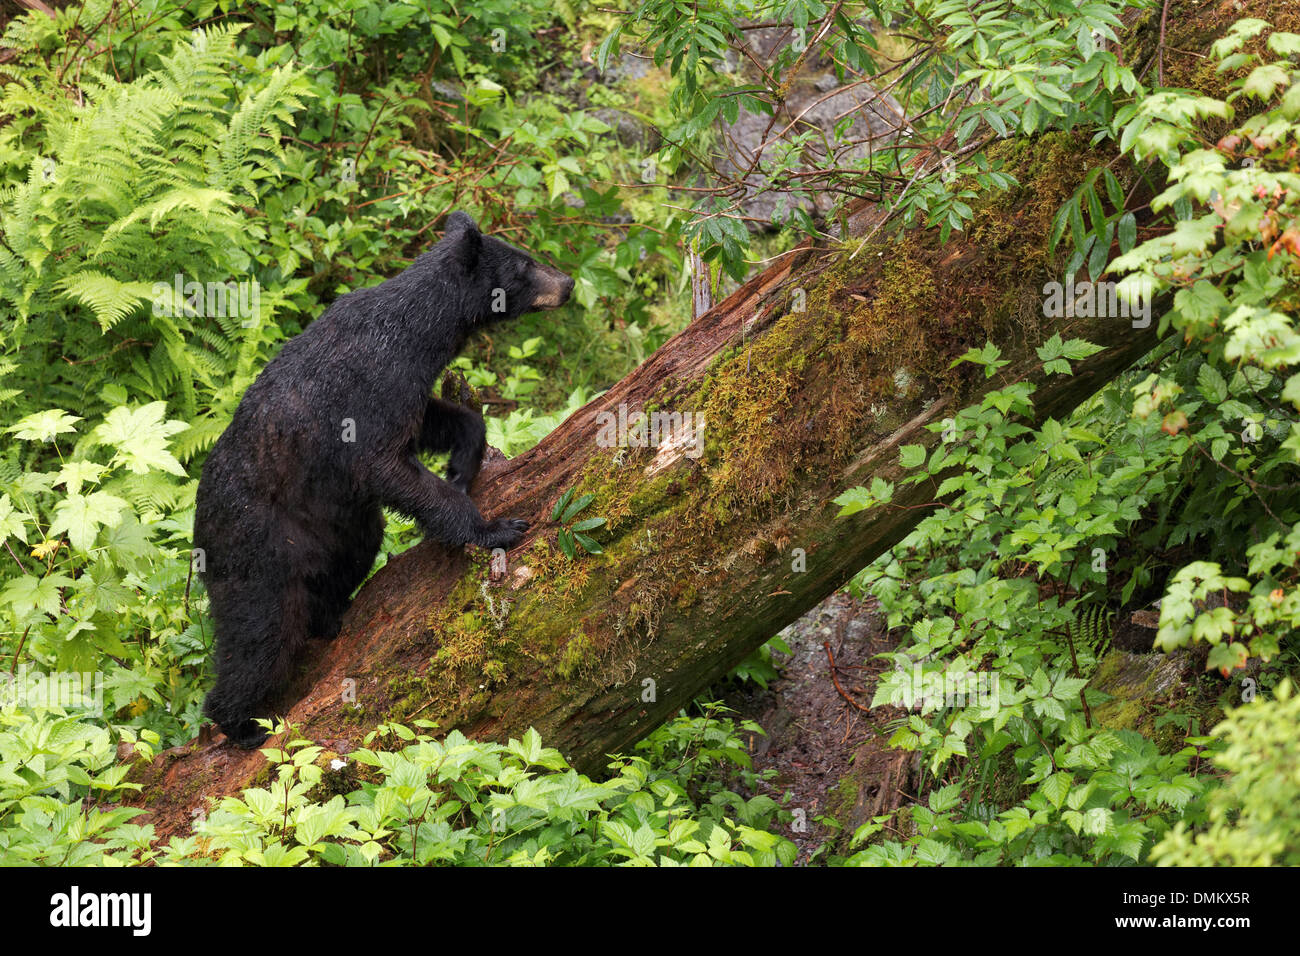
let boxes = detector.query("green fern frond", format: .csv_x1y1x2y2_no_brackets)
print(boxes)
218,64,313,197
100,187,235,247
57,271,158,331
172,415,230,463
1070,604,1116,657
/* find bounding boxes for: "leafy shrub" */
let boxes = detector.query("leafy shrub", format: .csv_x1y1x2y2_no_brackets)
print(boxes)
0,708,155,865
0,706,793,866
1152,681,1300,866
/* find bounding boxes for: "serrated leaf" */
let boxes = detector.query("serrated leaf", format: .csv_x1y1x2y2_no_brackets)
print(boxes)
1,573,72,617
0,495,31,546
91,403,187,476
899,445,927,468
7,409,81,443
53,460,109,496
50,491,128,552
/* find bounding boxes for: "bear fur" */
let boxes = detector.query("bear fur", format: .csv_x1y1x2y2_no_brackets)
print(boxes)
194,211,573,748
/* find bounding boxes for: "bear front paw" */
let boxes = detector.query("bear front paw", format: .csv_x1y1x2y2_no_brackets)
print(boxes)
478,517,529,550
221,718,269,750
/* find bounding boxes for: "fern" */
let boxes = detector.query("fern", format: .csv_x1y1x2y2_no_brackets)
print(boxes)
1070,604,1117,661
57,272,160,331
219,63,310,197
0,21,312,438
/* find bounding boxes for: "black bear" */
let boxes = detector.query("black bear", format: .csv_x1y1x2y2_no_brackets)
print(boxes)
194,211,573,748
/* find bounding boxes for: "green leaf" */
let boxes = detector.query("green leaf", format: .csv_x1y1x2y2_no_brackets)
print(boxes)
1088,225,1112,280
1241,63,1289,100
0,494,32,546
511,727,544,764
7,409,81,443
899,445,927,468
561,493,595,523
1207,641,1248,674
1196,364,1229,404
557,528,577,560
50,491,128,552
92,403,187,476
1117,212,1137,253
53,460,109,496
551,488,573,522
1268,31,1300,56
1042,772,1072,810
1049,201,1071,252
1069,195,1087,255
573,532,603,554
1060,338,1105,360
1102,169,1124,210
1085,184,1105,234
833,477,893,516
548,169,570,202
1,572,73,617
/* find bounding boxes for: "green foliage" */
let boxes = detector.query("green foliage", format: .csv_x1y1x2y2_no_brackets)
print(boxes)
450,346,600,458
823,14,1300,866
551,487,607,559
602,0,1150,275
483,387,597,458
729,635,792,690
0,402,206,742
0,708,156,866
1106,20,1300,670
0,707,792,866
3,0,1297,869
1152,681,1300,866
0,22,307,424
831,343,1223,864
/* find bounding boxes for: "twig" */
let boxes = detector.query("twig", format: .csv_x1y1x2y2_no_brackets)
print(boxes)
1157,0,1170,86
824,641,871,713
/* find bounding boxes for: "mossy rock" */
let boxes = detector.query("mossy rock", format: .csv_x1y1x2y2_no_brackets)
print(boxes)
1089,649,1199,746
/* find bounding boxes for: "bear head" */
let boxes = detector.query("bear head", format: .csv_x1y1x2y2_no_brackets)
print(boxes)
441,210,575,324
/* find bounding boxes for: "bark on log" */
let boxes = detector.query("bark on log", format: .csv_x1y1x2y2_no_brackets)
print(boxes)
129,0,1275,839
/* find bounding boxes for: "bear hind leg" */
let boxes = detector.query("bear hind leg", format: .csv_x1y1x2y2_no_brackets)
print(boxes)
203,577,310,748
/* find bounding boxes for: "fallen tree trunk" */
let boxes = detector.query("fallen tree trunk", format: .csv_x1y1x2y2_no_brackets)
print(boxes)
130,1,1253,839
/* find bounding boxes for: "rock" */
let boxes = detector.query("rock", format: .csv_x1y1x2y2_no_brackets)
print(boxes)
429,80,465,104
716,27,905,230
601,51,653,82
1089,649,1198,741
591,107,661,151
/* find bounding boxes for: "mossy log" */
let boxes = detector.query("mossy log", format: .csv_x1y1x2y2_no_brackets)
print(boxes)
128,0,1287,840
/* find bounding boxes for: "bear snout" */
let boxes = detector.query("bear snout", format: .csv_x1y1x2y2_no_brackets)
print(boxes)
530,265,575,310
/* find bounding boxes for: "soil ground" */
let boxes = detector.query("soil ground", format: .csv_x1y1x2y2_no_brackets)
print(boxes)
719,591,914,863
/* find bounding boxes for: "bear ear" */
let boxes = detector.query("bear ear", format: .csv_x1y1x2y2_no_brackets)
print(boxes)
442,211,481,270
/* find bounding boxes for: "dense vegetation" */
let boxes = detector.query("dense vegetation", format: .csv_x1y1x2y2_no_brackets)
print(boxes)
0,0,1297,866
